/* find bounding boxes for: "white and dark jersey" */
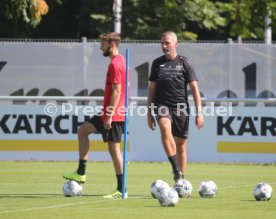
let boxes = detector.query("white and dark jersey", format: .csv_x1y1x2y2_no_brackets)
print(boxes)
149,55,197,109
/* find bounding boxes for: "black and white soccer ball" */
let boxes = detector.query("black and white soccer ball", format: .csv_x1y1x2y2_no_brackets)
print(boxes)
198,180,217,198
158,187,179,207
253,182,272,201
173,179,193,198
151,179,170,199
63,180,83,197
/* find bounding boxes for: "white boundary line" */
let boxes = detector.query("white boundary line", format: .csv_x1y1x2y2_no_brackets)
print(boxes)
0,196,142,215
1,182,275,214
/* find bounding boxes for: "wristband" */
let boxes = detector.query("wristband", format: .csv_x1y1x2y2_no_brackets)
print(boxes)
196,111,203,116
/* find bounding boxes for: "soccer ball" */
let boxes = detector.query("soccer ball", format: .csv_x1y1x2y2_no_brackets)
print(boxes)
198,180,217,198
253,182,273,201
63,180,83,197
158,187,179,207
151,179,170,199
173,179,193,198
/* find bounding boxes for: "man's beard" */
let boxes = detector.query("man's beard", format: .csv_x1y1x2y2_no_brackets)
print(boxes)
162,48,170,55
103,46,111,57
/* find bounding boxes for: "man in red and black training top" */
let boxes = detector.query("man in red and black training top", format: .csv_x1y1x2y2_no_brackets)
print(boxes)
63,32,127,199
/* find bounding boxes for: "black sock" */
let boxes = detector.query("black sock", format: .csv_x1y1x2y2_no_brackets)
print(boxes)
76,159,87,175
168,155,182,180
116,174,124,193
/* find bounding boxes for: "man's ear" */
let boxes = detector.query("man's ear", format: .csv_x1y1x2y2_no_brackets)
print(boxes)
110,41,116,48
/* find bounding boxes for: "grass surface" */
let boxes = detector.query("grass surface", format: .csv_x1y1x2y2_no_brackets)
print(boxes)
0,161,275,219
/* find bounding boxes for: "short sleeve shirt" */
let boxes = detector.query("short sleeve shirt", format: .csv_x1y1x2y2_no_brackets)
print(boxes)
149,55,197,109
101,54,126,121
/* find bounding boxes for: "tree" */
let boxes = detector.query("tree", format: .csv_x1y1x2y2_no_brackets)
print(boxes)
0,0,275,40
33,0,113,38
217,0,276,40
122,0,227,40
0,0,49,27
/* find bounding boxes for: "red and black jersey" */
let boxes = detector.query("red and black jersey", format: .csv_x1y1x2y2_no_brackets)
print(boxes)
101,54,126,122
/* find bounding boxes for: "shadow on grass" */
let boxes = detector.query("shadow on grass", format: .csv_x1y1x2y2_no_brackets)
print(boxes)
0,194,62,198
241,199,261,202
82,194,152,199
80,194,108,197
0,194,154,199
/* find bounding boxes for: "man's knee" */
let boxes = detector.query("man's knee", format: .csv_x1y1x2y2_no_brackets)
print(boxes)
177,142,187,153
159,119,171,133
108,143,121,154
78,122,95,137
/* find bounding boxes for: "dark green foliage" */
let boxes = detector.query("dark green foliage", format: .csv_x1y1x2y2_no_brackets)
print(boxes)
0,0,275,40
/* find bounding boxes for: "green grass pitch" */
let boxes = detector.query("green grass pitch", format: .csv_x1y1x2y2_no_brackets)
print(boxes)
0,161,275,219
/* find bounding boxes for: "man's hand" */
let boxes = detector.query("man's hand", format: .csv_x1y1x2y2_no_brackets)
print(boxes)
147,113,156,130
104,116,112,130
195,113,204,129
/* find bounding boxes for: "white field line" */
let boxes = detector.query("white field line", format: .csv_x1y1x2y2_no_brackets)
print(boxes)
1,182,276,214
218,182,276,190
0,196,141,215
0,199,110,214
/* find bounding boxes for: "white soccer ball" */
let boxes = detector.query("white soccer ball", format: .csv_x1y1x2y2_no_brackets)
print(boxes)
253,182,273,201
63,180,83,197
158,187,179,207
151,179,170,199
198,180,217,198
173,179,193,198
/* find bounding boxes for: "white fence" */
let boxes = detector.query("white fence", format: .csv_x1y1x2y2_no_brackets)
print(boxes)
0,96,275,163
1,41,276,99
0,41,275,162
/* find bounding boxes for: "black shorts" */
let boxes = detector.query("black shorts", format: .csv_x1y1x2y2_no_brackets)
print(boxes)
88,115,124,143
154,105,189,139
